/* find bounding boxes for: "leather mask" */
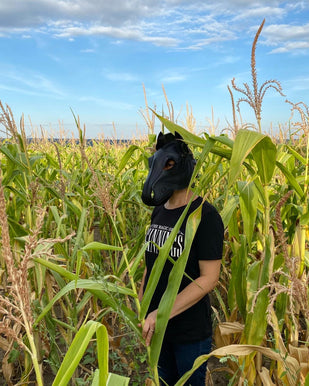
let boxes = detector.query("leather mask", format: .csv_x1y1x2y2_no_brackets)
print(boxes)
141,132,195,206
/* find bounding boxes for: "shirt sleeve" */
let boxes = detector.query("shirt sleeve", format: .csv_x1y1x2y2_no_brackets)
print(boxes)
194,206,224,260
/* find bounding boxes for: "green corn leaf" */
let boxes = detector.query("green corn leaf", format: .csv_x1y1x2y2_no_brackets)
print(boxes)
237,181,258,247
140,201,192,320
96,322,109,385
2,163,18,185
50,206,67,239
8,217,28,237
82,241,123,252
275,274,288,330
117,144,141,174
108,374,130,385
92,370,130,386
212,134,234,149
130,243,149,276
305,371,309,386
34,278,139,334
251,136,277,185
75,250,83,288
150,110,205,147
63,151,74,168
71,207,87,266
243,236,273,345
33,257,76,281
300,210,309,225
228,129,267,187
45,186,62,200
53,242,70,260
191,138,215,185
52,320,108,386
213,287,230,322
64,198,82,217
199,158,226,192
76,292,93,314
286,145,307,165
210,145,232,160
0,145,29,171
4,185,28,203
107,373,130,385
220,195,239,228
253,176,267,207
149,204,202,368
276,160,304,199
228,236,248,320
45,153,60,168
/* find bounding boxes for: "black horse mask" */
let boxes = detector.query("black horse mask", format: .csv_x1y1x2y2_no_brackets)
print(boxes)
141,132,196,206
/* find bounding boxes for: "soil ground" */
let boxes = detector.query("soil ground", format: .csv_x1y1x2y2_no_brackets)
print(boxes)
207,356,230,385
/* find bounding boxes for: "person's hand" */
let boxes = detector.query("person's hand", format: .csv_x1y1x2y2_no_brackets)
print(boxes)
141,310,157,346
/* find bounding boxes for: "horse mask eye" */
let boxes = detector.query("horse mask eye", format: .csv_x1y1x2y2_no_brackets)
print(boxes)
141,132,196,206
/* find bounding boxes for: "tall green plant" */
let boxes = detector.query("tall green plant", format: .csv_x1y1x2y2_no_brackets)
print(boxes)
53,320,129,386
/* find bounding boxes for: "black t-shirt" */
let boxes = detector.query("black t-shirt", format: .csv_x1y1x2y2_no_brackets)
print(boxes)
144,196,224,343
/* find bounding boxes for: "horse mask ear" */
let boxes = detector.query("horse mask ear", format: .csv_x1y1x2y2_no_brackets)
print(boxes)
155,131,187,150
156,131,180,150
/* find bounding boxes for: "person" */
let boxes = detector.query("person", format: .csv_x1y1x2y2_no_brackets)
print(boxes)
139,132,224,386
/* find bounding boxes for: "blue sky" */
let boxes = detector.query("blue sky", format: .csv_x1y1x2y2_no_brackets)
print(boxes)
0,0,309,138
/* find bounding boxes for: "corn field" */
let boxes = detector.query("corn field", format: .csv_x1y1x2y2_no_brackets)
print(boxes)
0,20,308,386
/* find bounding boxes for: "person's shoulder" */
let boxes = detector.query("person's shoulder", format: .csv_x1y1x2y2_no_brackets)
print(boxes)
201,200,223,224
191,197,221,219
202,200,219,213
193,197,218,214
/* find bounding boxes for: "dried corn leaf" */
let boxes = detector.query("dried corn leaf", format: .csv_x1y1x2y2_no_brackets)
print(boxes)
258,366,275,385
289,344,309,363
0,336,10,351
210,344,300,385
2,353,13,386
300,363,309,378
177,344,301,386
218,322,244,335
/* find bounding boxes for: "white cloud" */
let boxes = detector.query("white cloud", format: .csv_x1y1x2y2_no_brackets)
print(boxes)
264,23,309,41
262,23,309,53
47,22,179,47
0,0,158,27
271,41,309,54
185,33,236,50
0,0,308,51
233,6,285,20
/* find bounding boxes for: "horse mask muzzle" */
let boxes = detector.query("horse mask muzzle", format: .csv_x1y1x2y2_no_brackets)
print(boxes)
141,132,195,206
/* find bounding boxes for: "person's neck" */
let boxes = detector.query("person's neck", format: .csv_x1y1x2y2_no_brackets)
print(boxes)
164,189,197,210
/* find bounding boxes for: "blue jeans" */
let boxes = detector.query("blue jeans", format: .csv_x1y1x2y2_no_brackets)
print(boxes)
158,336,212,386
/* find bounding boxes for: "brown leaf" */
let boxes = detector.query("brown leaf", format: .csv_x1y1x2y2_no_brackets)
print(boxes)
2,352,13,386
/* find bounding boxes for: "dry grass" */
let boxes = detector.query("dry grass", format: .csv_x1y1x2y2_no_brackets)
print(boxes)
140,83,156,134
0,101,18,139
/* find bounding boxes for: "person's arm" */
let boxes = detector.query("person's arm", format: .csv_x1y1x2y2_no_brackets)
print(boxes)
142,259,221,346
